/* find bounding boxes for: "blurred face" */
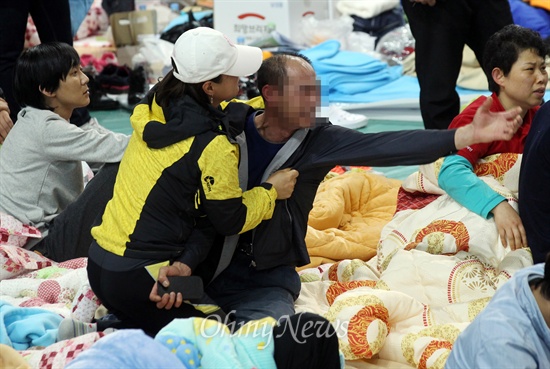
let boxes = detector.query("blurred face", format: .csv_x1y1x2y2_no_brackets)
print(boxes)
274,59,320,130
497,48,548,113
211,74,240,105
48,66,90,120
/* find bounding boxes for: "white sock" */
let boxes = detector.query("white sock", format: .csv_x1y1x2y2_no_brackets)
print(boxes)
103,327,117,335
57,318,97,341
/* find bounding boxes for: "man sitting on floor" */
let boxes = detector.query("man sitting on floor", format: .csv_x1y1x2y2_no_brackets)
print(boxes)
153,52,525,328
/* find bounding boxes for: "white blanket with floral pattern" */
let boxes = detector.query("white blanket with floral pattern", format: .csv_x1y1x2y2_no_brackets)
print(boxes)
296,153,533,369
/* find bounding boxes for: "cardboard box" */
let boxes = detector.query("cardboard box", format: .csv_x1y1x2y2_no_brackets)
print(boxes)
213,0,330,45
110,10,158,46
135,0,163,10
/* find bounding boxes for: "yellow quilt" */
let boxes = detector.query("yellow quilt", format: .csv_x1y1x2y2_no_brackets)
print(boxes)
303,170,401,270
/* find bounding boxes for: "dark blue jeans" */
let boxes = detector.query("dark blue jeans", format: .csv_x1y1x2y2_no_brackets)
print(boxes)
206,251,301,327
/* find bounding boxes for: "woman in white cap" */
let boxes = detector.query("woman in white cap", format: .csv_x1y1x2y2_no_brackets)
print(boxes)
83,27,299,337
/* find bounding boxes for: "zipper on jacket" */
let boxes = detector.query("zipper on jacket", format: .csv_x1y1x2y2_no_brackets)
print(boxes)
285,199,293,226
248,230,256,268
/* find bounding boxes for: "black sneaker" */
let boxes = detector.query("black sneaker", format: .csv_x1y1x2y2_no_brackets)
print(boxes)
83,66,120,111
127,65,148,108
96,64,131,94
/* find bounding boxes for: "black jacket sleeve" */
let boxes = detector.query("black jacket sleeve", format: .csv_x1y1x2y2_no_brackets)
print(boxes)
175,217,216,271
298,125,458,169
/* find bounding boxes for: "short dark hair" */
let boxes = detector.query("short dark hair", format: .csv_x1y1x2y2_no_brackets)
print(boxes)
14,42,81,110
257,52,313,102
483,24,549,94
531,252,550,300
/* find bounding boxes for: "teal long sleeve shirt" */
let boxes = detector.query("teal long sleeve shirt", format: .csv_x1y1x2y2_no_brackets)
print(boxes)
438,155,506,219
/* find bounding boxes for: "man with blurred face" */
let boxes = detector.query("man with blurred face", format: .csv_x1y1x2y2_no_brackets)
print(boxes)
160,53,525,327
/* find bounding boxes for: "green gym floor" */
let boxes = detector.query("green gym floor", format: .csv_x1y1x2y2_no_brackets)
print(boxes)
91,109,134,135
91,109,422,181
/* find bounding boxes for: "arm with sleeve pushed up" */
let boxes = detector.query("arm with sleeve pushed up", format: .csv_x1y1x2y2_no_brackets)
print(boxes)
438,155,505,218
306,95,521,169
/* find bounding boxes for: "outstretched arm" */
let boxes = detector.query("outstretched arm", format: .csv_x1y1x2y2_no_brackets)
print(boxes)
454,97,522,150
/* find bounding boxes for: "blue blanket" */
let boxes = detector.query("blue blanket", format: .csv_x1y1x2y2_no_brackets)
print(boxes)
65,329,186,369
0,300,62,350
301,40,403,99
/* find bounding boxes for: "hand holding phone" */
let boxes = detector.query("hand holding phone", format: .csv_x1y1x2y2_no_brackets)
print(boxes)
157,275,204,300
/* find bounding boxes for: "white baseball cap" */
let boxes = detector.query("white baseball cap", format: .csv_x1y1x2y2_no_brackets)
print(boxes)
171,27,263,84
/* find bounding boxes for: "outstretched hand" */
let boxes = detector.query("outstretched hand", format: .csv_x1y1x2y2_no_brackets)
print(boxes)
454,97,522,150
149,261,191,310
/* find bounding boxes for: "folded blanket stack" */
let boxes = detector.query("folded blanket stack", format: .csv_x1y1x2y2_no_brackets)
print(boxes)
300,40,403,103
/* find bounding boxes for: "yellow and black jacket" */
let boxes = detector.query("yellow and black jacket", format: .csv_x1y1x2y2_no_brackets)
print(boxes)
91,94,277,265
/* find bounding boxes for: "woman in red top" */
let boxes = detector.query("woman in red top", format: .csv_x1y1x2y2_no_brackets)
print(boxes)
438,24,548,252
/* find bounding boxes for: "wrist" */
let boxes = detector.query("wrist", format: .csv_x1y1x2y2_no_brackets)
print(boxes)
172,261,191,275
490,200,507,214
454,125,474,150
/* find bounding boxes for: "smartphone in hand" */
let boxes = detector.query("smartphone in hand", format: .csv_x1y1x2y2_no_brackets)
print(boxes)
157,276,204,300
